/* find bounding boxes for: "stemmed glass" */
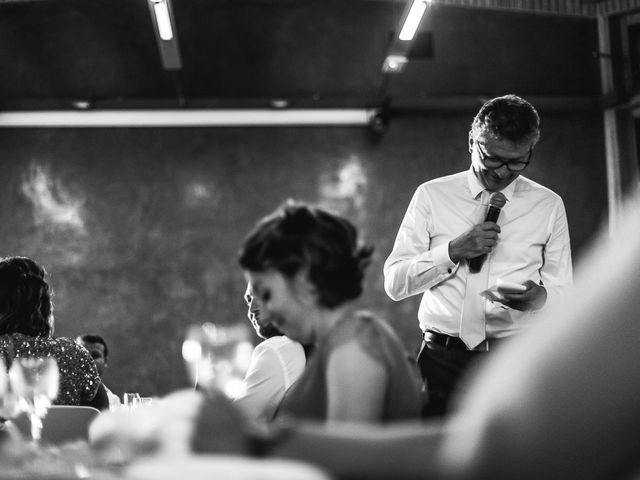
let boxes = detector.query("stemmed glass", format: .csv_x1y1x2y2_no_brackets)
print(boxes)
123,392,141,410
8,356,59,442
182,322,253,399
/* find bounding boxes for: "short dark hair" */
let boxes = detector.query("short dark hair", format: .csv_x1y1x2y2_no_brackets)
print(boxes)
238,201,373,309
76,334,109,359
471,94,540,146
0,256,54,337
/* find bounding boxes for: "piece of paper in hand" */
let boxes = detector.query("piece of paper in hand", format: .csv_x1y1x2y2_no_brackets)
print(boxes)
480,278,526,302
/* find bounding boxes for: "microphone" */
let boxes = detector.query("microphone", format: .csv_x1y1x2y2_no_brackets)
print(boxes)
469,191,507,273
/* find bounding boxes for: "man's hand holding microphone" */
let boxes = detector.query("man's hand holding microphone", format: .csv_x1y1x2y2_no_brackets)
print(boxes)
447,191,546,312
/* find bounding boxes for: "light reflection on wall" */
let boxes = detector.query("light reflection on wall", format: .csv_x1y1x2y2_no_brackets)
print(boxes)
318,156,368,224
184,180,220,208
21,163,86,234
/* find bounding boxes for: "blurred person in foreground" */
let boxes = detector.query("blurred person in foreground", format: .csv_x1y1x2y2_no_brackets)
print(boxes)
0,256,108,411
91,197,640,480
384,94,573,416
233,282,306,422
76,334,121,410
236,201,421,423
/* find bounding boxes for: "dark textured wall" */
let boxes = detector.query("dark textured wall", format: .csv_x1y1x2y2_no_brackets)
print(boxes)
0,110,606,398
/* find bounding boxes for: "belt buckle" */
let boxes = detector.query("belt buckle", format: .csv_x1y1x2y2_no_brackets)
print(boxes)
473,340,490,352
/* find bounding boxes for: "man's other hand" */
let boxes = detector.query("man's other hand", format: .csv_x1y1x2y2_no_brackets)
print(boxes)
500,280,547,311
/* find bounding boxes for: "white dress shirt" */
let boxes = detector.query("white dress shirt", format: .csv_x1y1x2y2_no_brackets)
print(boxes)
235,335,306,421
104,384,121,410
384,168,573,337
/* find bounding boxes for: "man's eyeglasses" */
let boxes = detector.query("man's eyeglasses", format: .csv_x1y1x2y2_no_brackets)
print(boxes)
475,142,532,172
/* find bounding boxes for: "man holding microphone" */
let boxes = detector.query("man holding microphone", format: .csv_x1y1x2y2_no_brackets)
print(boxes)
384,94,573,417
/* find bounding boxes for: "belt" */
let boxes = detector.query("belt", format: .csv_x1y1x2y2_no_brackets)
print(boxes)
423,330,508,352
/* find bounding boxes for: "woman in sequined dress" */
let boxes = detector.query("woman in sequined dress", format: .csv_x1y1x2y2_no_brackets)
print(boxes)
0,256,108,409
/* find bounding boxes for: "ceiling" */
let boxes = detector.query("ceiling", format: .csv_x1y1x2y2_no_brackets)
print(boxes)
0,0,637,114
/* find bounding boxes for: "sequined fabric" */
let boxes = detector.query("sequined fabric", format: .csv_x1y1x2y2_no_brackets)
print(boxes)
0,333,101,405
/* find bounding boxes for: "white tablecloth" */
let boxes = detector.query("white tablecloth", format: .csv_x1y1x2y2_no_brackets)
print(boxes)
125,454,332,480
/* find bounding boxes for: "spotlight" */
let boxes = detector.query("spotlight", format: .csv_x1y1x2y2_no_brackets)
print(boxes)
71,100,91,110
382,55,408,74
269,99,289,109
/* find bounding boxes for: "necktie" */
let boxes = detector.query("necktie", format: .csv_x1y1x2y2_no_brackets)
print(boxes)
459,191,490,349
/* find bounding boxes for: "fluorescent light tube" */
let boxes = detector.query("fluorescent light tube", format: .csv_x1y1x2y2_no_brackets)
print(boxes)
0,109,375,127
152,0,173,41
399,0,428,41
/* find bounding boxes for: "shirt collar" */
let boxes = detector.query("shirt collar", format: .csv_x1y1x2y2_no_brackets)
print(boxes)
466,167,518,203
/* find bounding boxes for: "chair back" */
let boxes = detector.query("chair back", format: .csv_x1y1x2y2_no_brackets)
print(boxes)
11,405,100,444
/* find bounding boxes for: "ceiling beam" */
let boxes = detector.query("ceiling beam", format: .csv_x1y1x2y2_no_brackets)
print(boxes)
391,0,640,18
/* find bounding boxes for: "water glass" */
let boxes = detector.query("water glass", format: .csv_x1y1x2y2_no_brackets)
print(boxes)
182,322,253,399
123,392,141,410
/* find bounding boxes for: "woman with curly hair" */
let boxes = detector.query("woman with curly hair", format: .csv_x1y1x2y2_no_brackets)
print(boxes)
0,256,108,409
238,202,421,423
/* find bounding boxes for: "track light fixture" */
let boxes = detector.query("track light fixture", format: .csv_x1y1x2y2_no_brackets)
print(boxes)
399,0,430,41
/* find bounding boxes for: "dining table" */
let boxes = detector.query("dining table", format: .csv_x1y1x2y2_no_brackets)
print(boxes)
0,435,332,480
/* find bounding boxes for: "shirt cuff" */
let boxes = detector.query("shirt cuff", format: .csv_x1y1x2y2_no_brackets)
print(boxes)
432,243,457,274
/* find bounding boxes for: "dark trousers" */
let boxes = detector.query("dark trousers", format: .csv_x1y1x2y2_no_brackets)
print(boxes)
417,337,489,418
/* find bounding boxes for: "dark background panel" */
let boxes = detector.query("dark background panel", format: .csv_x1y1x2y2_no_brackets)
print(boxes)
0,110,606,397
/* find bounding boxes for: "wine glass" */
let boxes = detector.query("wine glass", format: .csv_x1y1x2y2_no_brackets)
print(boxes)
123,392,141,410
182,322,253,399
8,356,59,442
